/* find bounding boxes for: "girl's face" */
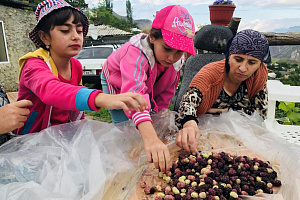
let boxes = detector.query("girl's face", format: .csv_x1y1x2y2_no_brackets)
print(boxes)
227,54,261,84
149,35,184,67
40,15,84,59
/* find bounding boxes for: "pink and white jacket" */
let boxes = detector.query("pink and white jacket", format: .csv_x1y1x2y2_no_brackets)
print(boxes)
16,48,101,135
102,33,183,127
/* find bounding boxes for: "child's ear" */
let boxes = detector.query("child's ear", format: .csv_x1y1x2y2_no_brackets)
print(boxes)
149,34,155,44
38,30,50,46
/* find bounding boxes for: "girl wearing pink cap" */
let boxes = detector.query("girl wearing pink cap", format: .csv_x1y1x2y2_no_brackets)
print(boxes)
16,0,147,135
101,5,195,172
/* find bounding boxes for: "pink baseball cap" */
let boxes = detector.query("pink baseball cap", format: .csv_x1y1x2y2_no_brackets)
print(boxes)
152,5,195,56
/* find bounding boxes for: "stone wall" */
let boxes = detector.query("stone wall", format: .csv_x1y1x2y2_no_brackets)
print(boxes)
0,5,37,92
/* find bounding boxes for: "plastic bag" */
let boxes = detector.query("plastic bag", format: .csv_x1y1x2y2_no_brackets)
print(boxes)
125,110,300,200
0,119,144,200
195,110,300,200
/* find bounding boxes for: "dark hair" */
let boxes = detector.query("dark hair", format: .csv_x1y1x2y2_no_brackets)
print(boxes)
224,37,233,73
37,7,86,50
147,28,163,51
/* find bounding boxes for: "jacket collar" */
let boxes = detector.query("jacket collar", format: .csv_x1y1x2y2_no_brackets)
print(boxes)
130,33,183,72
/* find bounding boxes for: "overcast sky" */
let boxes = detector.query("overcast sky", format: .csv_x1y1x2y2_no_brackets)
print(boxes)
86,0,300,32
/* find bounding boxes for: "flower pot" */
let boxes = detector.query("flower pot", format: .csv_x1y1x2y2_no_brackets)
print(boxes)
209,4,236,26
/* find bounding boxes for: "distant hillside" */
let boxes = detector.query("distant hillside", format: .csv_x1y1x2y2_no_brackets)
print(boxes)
273,26,300,33
112,11,152,30
270,46,300,62
134,19,152,30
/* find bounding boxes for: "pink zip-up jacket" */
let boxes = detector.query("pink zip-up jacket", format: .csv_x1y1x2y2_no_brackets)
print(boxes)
16,49,101,135
102,33,183,127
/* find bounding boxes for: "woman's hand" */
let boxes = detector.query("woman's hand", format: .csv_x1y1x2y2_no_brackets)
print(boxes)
95,92,148,113
0,100,33,134
175,120,200,154
138,121,171,172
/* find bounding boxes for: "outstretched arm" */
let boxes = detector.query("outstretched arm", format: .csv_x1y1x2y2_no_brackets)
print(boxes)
94,92,148,114
138,121,171,172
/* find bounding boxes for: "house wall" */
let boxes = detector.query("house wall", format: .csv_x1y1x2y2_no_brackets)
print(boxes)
0,5,36,92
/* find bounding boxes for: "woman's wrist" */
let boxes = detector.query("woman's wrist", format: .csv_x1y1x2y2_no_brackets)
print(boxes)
183,120,198,129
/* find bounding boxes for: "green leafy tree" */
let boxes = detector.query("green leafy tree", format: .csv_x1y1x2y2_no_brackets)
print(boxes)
105,0,113,13
88,4,132,32
66,0,87,8
126,0,133,26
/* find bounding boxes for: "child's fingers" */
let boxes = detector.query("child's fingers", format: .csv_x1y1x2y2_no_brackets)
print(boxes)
158,151,166,172
133,94,148,110
145,150,152,164
124,92,148,110
152,152,159,169
164,149,171,172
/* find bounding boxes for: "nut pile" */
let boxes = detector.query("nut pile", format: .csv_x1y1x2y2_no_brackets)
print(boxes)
143,151,281,200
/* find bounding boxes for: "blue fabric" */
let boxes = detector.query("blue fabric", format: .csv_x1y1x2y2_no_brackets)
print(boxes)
75,88,95,111
100,73,129,124
21,110,38,135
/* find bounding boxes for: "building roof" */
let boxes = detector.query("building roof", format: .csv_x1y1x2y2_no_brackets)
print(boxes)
87,24,133,40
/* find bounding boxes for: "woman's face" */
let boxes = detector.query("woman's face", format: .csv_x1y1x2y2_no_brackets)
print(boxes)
227,54,262,84
149,35,184,67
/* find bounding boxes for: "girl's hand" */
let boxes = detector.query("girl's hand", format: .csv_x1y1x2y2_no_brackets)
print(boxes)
175,120,200,154
0,100,33,134
95,92,148,113
138,121,171,172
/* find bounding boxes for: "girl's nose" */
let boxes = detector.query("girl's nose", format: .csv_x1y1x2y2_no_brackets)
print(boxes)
72,31,80,40
168,52,177,63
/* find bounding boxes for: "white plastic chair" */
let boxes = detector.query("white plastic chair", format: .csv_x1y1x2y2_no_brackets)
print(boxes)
265,80,300,145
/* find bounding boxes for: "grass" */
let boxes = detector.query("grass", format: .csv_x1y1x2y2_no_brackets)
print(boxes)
85,103,174,123
85,108,112,123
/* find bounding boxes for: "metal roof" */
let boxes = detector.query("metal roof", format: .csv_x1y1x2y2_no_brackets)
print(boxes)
86,24,133,40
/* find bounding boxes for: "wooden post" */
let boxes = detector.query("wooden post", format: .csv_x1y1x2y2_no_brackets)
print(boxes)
228,17,241,35
261,32,300,46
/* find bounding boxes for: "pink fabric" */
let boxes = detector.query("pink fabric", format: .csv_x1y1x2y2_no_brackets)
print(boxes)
152,5,195,55
88,90,102,111
16,57,98,134
102,34,183,128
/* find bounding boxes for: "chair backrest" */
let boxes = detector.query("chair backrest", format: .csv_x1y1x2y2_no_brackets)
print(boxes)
265,80,300,145
172,25,233,111
173,54,225,111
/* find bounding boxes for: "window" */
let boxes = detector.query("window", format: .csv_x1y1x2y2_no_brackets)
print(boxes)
0,21,9,63
75,46,114,59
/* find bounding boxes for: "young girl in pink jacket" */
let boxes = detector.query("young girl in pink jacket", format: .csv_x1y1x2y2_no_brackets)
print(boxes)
15,0,147,135
101,5,195,172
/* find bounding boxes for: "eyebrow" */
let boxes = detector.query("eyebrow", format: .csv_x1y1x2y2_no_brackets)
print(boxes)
59,22,83,27
234,55,259,62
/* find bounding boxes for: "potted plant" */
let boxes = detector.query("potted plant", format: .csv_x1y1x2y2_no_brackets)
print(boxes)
209,0,236,26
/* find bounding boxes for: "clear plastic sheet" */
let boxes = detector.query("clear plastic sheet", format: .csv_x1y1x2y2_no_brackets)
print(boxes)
126,110,299,200
0,110,299,200
194,110,300,200
0,119,144,200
